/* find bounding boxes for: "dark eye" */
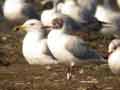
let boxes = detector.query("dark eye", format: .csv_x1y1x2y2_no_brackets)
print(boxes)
30,23,35,26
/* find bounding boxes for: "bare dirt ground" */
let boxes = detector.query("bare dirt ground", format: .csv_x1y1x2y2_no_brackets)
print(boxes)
0,30,119,90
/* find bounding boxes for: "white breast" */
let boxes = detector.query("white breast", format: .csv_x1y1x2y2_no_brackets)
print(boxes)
47,30,78,64
22,32,46,64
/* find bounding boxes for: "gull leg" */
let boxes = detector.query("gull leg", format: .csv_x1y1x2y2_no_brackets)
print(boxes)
66,62,75,80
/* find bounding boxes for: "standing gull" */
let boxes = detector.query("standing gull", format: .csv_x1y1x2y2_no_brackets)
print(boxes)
47,17,106,79
16,19,57,65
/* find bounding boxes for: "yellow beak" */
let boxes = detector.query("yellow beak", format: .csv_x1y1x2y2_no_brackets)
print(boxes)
13,25,27,32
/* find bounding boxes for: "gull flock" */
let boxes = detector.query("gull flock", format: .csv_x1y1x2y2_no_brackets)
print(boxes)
2,0,120,75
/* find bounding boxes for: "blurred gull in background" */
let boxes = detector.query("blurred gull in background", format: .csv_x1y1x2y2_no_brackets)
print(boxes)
16,19,57,65
108,39,120,74
41,0,108,34
41,0,62,27
3,0,40,26
95,0,120,36
60,0,97,22
57,0,109,34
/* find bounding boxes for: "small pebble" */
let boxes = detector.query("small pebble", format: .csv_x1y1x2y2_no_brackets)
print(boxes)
1,36,7,41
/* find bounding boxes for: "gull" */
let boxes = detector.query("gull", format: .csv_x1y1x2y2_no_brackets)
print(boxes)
3,0,40,25
48,17,106,64
16,19,57,65
95,0,120,36
108,39,120,74
47,17,106,79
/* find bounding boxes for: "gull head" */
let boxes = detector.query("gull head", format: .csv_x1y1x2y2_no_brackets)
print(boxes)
52,17,64,29
15,19,44,32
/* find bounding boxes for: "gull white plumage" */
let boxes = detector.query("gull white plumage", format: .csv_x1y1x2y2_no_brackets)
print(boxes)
17,19,57,65
108,39,120,74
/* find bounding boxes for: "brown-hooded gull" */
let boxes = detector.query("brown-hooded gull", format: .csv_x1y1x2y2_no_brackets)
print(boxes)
47,17,106,79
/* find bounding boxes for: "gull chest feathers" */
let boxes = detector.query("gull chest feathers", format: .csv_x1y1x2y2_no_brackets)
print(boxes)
23,31,47,60
17,19,57,65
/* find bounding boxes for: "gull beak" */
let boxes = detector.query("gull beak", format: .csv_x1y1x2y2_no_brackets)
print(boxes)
13,25,27,32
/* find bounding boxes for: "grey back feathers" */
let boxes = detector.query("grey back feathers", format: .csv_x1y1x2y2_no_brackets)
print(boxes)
65,37,103,60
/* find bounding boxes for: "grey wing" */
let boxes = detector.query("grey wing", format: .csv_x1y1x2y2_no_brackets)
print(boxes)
22,4,40,20
65,38,103,60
